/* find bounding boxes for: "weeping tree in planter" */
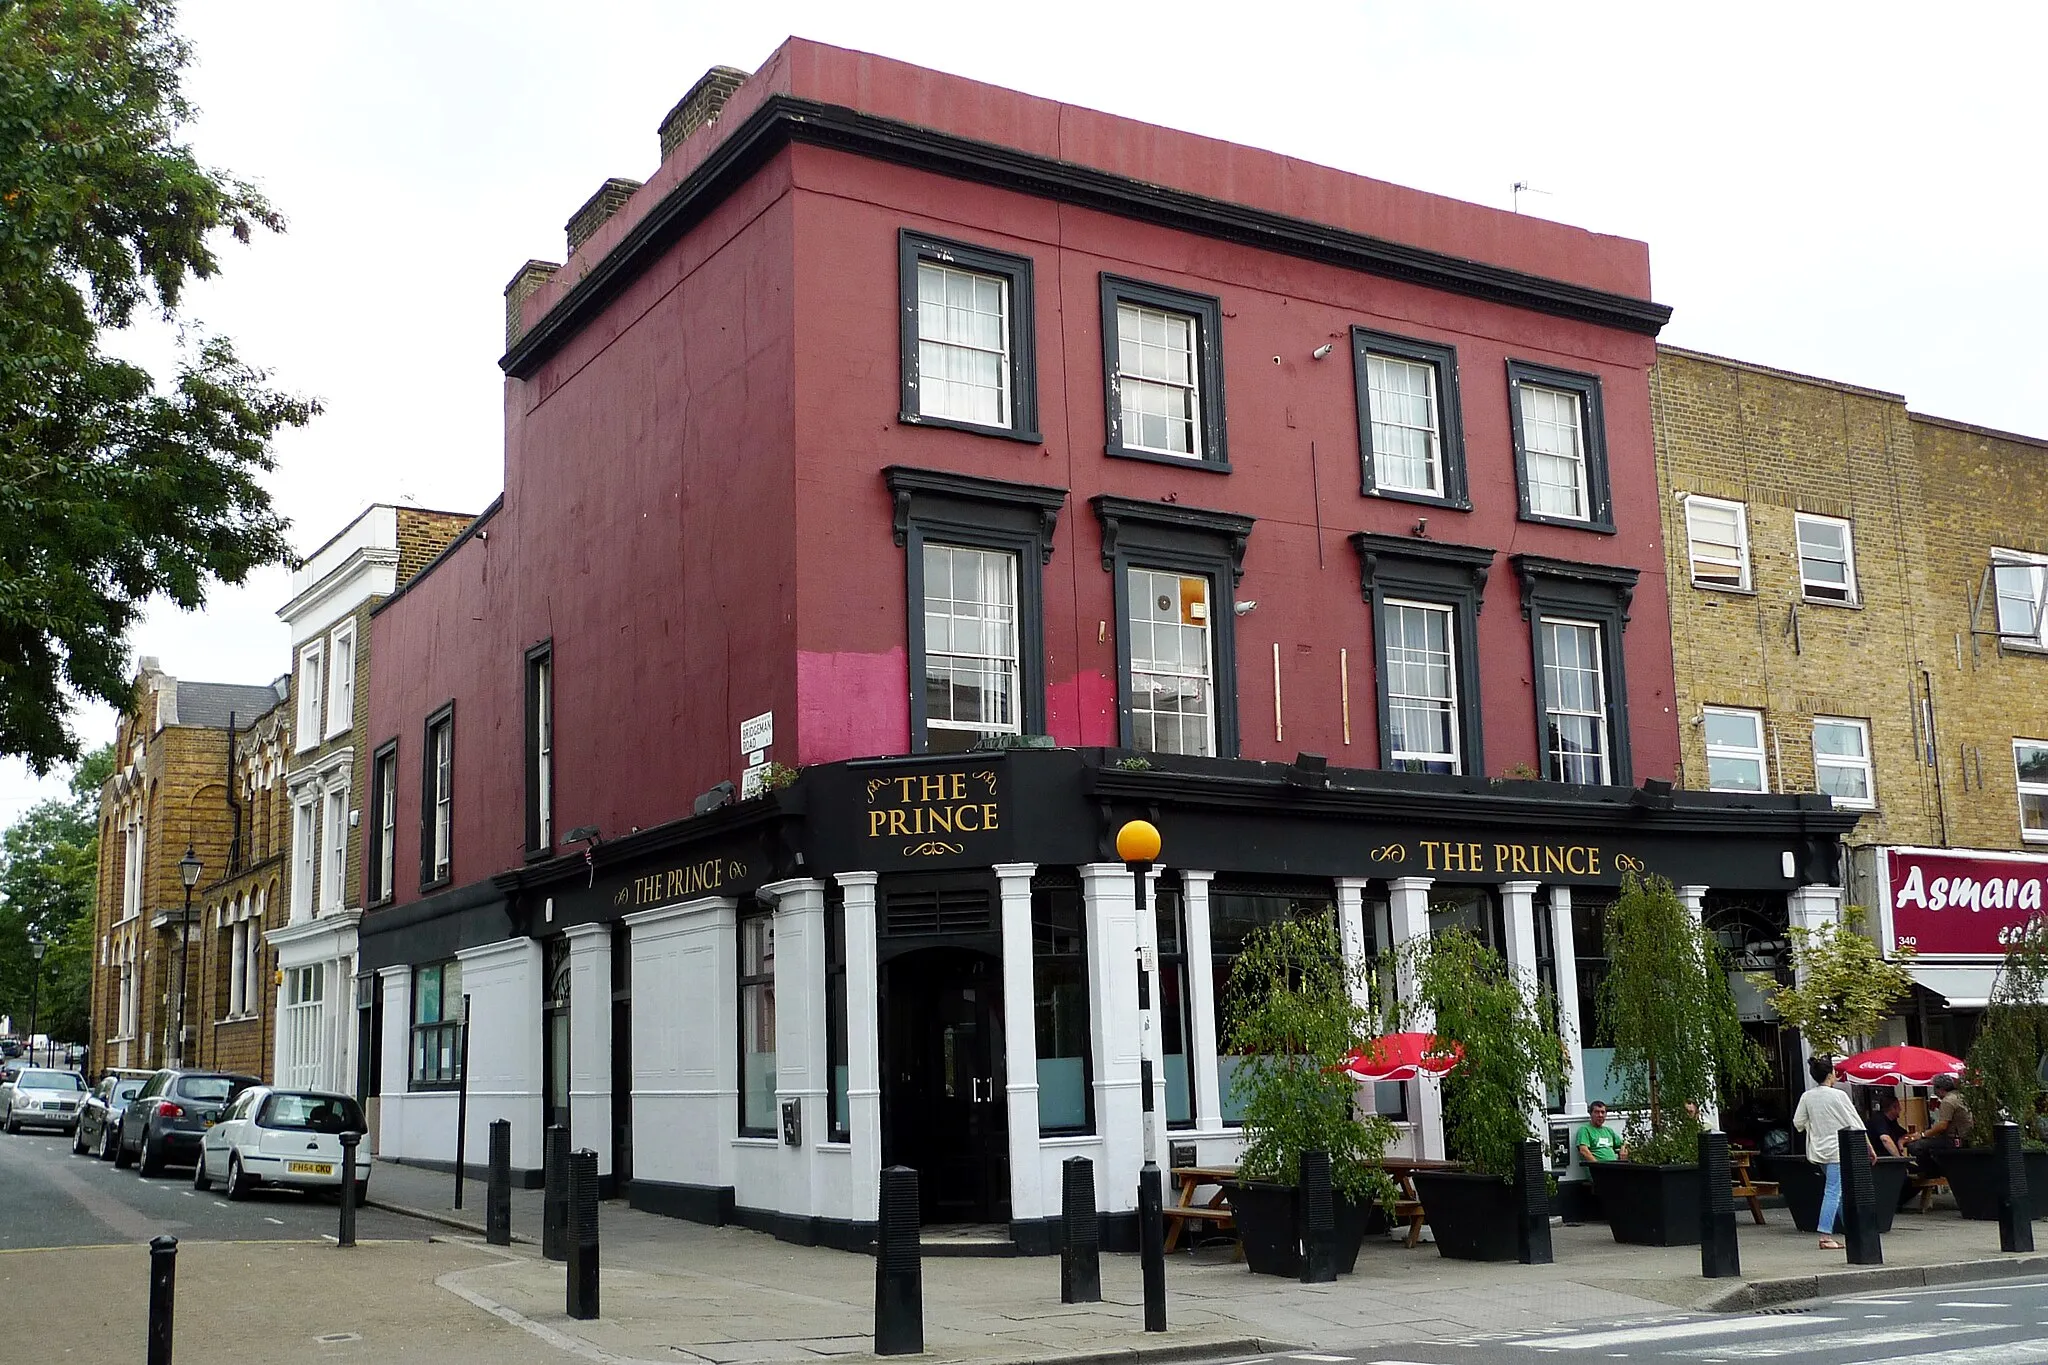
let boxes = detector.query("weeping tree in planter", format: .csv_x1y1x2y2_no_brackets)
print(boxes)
1392,925,1570,1261
1932,920,2048,1220
1222,912,1398,1275
1594,873,1765,1244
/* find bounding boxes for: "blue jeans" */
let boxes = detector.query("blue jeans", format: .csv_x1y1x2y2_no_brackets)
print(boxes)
1816,1161,1843,1235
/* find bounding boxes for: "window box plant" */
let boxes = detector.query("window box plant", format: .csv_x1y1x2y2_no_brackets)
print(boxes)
1219,913,1398,1276
1395,924,1569,1262
1590,873,1764,1246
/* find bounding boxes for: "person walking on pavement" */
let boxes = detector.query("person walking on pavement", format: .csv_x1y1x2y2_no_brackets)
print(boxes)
1794,1055,1870,1251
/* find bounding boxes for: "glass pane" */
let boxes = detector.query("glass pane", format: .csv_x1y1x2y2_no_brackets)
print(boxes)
2018,744,2048,785
1813,721,1864,759
1816,763,1870,802
1707,754,1765,791
1703,711,1761,749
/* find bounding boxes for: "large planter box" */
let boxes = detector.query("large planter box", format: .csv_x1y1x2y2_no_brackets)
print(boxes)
1588,1161,1700,1246
1411,1170,1521,1262
1937,1147,2006,1220
1224,1181,1374,1277
1765,1154,1909,1234
2026,1150,2048,1219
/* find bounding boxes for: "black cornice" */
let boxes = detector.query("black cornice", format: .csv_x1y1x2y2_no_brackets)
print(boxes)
1351,531,1496,606
501,96,1672,379
493,788,802,897
1512,552,1641,624
884,465,1067,563
1091,495,1255,583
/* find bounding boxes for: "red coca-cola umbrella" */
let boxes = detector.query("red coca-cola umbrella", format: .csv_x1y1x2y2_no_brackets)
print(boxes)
1836,1045,1966,1086
1342,1032,1462,1083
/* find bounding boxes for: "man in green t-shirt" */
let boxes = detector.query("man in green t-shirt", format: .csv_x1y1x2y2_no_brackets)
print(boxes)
1575,1101,1628,1164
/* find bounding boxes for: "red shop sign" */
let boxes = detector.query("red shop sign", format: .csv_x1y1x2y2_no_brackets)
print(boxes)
1884,847,2048,957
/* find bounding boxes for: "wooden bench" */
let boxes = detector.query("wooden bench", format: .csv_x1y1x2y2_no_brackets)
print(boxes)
1908,1174,1950,1212
1393,1198,1426,1248
1165,1166,1239,1253
1729,1151,1777,1224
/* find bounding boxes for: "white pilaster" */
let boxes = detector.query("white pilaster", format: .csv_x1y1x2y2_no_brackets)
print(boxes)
1335,878,1373,1013
1548,887,1588,1116
376,966,409,1106
626,895,738,1194
1788,883,1844,936
563,922,613,1176
1500,879,1545,1130
1181,870,1220,1129
454,936,546,1174
1080,863,1142,1207
760,877,826,1215
836,873,881,1223
993,862,1042,1221
1678,884,1708,927
1388,876,1443,1159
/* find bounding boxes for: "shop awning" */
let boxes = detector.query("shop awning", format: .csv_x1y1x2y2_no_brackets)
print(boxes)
1906,964,1999,1010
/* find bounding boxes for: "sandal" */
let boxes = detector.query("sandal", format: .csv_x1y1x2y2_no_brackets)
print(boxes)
1819,1238,1844,1250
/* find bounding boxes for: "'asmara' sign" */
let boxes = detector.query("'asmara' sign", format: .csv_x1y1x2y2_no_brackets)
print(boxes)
1883,846,2048,957
1371,840,1647,879
863,768,1004,860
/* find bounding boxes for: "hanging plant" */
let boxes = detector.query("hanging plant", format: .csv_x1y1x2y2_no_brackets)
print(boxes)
1960,917,2048,1149
1750,906,1914,1056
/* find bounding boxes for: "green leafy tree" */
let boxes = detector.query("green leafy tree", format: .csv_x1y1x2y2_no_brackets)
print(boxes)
1222,912,1397,1207
1750,906,1915,1056
1395,925,1569,1180
1959,921,2048,1147
0,0,316,771
1601,872,1766,1164
0,744,112,1041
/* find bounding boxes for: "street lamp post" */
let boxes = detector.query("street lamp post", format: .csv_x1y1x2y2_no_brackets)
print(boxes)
174,847,202,1068
26,936,45,1068
1114,818,1166,1333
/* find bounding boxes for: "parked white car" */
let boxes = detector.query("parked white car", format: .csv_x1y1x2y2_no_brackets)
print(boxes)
1,1068,86,1134
193,1086,371,1201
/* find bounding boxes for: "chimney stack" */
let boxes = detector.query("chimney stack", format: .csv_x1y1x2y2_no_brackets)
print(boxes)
504,259,561,350
565,177,644,259
658,65,749,160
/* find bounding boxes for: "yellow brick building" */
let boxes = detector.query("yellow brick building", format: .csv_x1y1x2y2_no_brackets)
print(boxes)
194,697,293,1080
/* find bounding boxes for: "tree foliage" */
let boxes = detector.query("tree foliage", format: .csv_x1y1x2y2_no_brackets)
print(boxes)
0,0,315,771
1394,924,1569,1180
1601,873,1765,1164
0,744,111,1041
1960,919,2048,1148
1222,912,1397,1207
1751,905,1915,1056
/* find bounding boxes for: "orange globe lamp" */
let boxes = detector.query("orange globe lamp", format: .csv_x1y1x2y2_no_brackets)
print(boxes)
1115,819,1162,864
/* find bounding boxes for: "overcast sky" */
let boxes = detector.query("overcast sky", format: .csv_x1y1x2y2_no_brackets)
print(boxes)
6,0,2044,820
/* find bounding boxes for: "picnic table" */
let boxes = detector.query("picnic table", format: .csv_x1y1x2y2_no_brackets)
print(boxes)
1379,1155,1463,1247
1163,1157,1466,1252
1729,1148,1778,1225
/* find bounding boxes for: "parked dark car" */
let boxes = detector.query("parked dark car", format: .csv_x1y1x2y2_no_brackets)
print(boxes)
73,1072,151,1159
115,1069,262,1176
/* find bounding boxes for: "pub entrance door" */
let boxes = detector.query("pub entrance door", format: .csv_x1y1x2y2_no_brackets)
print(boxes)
880,946,1009,1224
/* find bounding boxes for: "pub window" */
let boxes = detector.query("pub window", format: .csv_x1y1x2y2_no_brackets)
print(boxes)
410,960,463,1090
1572,894,1618,1103
525,642,554,856
1352,328,1468,507
826,885,849,1143
897,231,1040,442
1031,870,1093,1135
1508,361,1613,532
420,703,453,890
1100,274,1228,470
366,740,397,904
923,544,1021,752
1516,555,1636,788
1210,878,1335,1125
1154,876,1195,1128
1429,885,1506,955
1382,600,1462,774
1540,618,1613,785
1355,533,1493,779
737,901,777,1136
1126,566,1218,757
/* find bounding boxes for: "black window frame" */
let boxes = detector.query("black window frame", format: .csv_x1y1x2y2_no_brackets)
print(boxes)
885,466,1065,754
524,640,554,860
1153,874,1197,1130
420,702,454,892
1352,533,1493,777
1031,868,1094,1136
736,898,776,1138
898,230,1041,444
1514,554,1638,787
1093,495,1253,758
1506,360,1614,534
1099,274,1229,471
825,883,849,1144
365,739,397,907
409,960,463,1092
1352,328,1469,509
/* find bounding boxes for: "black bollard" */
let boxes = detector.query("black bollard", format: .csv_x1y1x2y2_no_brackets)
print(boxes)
1514,1137,1552,1265
543,1123,570,1262
566,1148,600,1320
338,1132,361,1249
1139,1161,1166,1329
1060,1156,1101,1304
875,1165,924,1355
1698,1129,1739,1278
1839,1129,1881,1265
1997,1121,2034,1253
487,1119,512,1247
148,1234,178,1365
1300,1149,1337,1283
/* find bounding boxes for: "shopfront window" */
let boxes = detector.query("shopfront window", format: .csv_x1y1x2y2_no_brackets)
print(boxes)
737,903,776,1137
1212,878,1334,1124
1032,870,1092,1134
1428,884,1505,954
825,887,849,1143
1571,894,1617,1105
1154,876,1194,1127
410,961,462,1090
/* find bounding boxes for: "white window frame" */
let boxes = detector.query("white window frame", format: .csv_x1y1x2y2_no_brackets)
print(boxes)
226,919,247,1018
430,719,453,883
1702,706,1770,793
915,261,1011,428
371,747,396,903
325,621,356,739
295,641,324,751
921,543,1022,750
2017,740,2048,844
533,655,553,850
321,786,347,913
243,894,264,1016
1364,353,1444,497
1519,383,1590,522
1539,617,1610,785
291,796,318,922
1812,716,1875,811
1795,513,1859,605
1125,566,1217,757
1115,302,1204,462
1685,495,1751,591
1993,550,2048,647
1382,599,1461,773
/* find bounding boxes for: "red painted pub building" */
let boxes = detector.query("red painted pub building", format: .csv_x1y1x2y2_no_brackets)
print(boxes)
358,40,1853,1247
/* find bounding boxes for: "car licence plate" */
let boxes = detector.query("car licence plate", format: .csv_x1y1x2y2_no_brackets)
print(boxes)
288,1161,333,1175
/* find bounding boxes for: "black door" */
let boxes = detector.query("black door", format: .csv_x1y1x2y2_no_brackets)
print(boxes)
543,937,571,1134
882,947,1008,1224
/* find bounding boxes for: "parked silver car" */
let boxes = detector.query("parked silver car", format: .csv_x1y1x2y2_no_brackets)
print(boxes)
73,1072,151,1158
1,1068,87,1134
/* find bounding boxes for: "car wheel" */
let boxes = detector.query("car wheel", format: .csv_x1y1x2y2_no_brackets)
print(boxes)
71,1122,87,1155
113,1128,134,1168
224,1153,252,1202
137,1131,163,1177
3,1113,17,1136
192,1150,213,1192
98,1122,116,1161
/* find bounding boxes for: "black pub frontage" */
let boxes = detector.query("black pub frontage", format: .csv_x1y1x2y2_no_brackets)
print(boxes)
358,747,1854,1249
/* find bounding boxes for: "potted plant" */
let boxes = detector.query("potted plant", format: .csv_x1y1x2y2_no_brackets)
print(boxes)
1950,920,2048,1219
1748,906,1915,1227
1396,925,1569,1261
1221,912,1398,1276
1591,873,1765,1246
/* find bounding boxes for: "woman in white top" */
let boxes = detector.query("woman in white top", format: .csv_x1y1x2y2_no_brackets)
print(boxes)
1793,1055,1871,1251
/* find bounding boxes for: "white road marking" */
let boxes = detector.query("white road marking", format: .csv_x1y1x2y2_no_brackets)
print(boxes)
211,1201,227,1208
1670,1324,1999,1359
1513,1319,1843,1350
1855,1299,1913,1305
1293,1356,1352,1361
1844,1344,2048,1365
263,1216,283,1225
1940,1303,2012,1309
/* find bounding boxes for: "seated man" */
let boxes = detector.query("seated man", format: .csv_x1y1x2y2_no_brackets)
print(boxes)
1575,1101,1628,1165
1906,1073,1973,1173
1868,1093,1910,1158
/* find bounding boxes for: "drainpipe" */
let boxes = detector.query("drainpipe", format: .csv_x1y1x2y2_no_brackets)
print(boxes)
1923,668,1950,847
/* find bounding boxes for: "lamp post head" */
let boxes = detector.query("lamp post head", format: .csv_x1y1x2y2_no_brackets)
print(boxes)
1115,819,1162,864
28,936,44,963
179,845,202,890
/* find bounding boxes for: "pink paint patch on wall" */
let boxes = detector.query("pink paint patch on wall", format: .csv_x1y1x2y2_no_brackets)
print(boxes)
1048,671,1120,748
798,649,910,763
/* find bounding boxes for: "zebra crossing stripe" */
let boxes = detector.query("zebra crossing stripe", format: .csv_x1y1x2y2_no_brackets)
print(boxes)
1512,1318,1843,1350
1669,1323,1999,1359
